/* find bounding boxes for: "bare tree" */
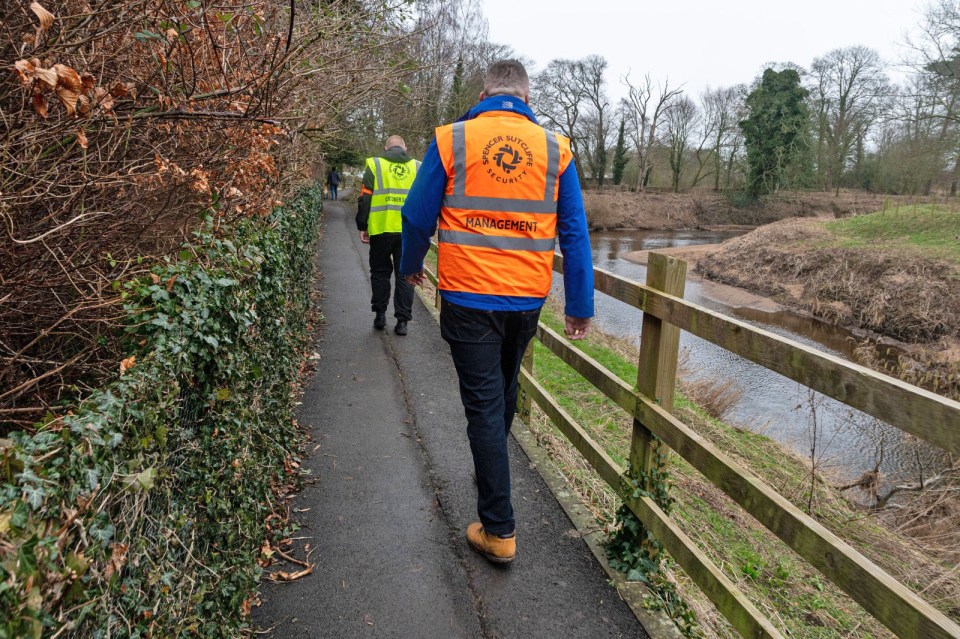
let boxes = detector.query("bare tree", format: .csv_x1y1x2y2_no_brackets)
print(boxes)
701,86,747,191
903,0,960,193
533,59,589,181
577,55,613,186
665,96,698,192
620,73,683,190
809,46,890,194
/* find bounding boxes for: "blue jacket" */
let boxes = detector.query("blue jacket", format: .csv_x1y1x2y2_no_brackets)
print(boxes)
400,96,594,318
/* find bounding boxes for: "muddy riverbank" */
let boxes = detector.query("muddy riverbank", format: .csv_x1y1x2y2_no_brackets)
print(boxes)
581,188,930,231
694,217,960,399
622,244,783,312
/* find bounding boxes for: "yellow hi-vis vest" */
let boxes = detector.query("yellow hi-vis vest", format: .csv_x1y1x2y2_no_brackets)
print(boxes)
365,156,420,235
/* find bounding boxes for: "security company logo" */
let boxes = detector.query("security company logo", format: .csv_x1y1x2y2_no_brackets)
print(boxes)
481,135,534,184
494,145,522,174
389,162,411,181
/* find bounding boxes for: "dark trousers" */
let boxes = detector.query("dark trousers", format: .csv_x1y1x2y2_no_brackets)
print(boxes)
440,299,541,536
369,232,413,321
329,184,338,200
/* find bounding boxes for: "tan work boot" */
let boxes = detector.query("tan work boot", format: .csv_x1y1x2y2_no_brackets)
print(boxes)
466,522,516,564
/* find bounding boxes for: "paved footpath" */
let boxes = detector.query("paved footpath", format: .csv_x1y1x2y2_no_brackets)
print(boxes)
253,197,649,638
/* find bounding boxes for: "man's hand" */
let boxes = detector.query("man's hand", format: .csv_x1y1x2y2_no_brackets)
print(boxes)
404,269,427,287
359,231,370,244
564,316,591,340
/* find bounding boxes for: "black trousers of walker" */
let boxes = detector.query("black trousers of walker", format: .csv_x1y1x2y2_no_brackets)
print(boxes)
368,232,413,321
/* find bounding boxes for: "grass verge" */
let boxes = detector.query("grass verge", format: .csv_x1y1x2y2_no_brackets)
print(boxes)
525,304,960,638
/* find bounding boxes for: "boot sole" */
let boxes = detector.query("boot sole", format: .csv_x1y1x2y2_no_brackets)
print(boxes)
468,542,515,564
479,551,514,564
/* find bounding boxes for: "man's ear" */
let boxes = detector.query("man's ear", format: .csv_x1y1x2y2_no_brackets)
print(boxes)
478,91,486,101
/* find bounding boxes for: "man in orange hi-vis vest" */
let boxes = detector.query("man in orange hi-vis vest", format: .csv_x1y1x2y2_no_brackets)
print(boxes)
400,60,594,564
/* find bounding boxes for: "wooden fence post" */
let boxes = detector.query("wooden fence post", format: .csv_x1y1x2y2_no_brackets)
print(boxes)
631,252,687,482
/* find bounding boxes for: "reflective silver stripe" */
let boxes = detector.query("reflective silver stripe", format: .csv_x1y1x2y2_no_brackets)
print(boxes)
369,204,403,213
443,194,557,214
372,157,384,190
438,229,556,252
375,188,411,196
452,122,467,196
543,131,560,201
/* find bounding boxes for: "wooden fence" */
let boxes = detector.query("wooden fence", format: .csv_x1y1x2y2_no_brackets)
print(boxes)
422,245,960,639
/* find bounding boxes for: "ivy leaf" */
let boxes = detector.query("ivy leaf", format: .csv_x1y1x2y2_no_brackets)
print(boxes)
89,517,115,546
84,468,99,491
124,467,157,493
22,485,45,510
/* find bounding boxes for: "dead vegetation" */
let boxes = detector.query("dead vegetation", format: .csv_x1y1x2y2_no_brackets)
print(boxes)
695,218,960,402
0,0,408,431
580,188,928,231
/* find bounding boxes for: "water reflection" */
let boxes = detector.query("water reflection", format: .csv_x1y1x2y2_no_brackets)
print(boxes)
552,229,922,484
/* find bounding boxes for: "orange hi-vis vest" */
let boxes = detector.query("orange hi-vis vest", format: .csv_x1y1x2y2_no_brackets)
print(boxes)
434,111,573,298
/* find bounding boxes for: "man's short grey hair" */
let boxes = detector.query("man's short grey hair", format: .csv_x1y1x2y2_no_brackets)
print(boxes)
385,135,406,151
483,60,529,99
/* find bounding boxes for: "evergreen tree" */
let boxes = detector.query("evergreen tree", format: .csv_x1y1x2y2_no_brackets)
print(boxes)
612,119,628,185
445,57,468,122
740,68,810,195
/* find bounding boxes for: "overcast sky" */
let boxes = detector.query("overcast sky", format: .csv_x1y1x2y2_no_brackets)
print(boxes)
481,0,929,102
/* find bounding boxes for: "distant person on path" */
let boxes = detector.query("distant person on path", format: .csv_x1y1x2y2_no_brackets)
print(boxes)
327,167,341,200
356,136,420,335
400,60,594,563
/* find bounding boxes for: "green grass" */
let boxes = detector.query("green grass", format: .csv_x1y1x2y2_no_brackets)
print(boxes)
825,205,960,264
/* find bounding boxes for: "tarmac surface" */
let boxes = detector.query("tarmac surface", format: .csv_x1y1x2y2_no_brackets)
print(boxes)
253,196,649,638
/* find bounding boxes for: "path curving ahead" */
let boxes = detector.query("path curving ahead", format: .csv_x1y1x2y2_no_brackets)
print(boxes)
253,196,648,638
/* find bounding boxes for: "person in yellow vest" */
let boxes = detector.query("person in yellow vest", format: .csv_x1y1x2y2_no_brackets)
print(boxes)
356,135,420,335
400,60,594,563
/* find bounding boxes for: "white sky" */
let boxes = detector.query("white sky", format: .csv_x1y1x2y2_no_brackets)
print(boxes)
482,0,928,102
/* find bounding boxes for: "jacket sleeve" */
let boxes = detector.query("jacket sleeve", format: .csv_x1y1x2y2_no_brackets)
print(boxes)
400,141,446,275
355,165,376,231
556,162,595,318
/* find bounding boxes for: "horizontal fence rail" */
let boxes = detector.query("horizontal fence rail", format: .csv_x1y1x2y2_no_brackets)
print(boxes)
423,244,960,638
557,254,960,457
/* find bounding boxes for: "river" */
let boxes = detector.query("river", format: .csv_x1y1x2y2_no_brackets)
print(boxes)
553,229,932,486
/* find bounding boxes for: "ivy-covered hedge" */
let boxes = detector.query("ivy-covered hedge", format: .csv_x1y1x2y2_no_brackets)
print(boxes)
0,185,322,638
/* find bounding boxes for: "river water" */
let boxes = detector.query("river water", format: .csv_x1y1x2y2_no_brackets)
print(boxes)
553,229,926,484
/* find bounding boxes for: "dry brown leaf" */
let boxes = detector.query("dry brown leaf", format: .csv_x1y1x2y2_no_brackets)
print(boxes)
164,274,178,291
53,64,81,91
103,543,129,580
53,64,82,116
93,87,115,113
109,81,130,98
76,129,88,149
30,2,55,31
80,72,96,92
34,67,58,89
76,94,91,117
165,28,179,41
13,59,36,85
119,356,136,374
32,93,48,118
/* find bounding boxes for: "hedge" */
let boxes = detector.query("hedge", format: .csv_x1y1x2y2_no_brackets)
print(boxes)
0,184,322,638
